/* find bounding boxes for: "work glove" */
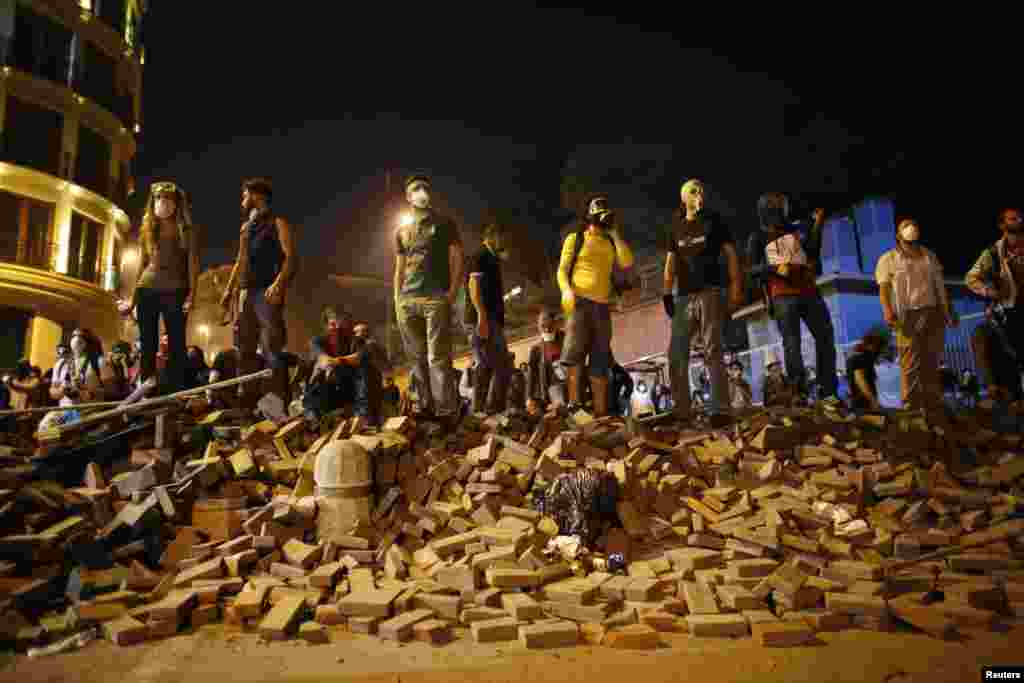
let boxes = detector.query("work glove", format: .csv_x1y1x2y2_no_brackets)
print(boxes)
662,294,675,318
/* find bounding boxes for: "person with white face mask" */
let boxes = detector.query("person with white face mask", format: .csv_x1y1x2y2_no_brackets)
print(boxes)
876,218,957,414
393,174,464,423
119,181,201,402
527,309,569,408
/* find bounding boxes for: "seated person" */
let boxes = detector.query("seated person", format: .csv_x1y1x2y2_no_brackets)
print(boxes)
762,351,797,407
50,329,106,405
527,310,568,408
506,355,527,415
207,346,243,408
727,360,753,410
972,304,1022,402
105,341,136,401
610,360,634,417
305,318,386,424
4,360,45,411
185,346,211,390
846,329,890,412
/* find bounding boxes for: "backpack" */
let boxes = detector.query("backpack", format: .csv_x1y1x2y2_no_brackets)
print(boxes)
566,228,634,298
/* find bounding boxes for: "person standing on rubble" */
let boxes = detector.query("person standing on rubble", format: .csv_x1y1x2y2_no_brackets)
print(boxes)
663,179,744,428
966,207,1024,402
466,222,511,415
876,218,958,414
557,193,634,417
393,174,464,423
119,181,201,401
747,194,838,407
220,178,297,410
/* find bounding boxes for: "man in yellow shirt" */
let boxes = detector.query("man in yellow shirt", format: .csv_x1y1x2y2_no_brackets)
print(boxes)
557,193,634,417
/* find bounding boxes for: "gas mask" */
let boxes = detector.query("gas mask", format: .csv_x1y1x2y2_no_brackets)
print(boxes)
588,197,614,226
898,222,920,243
408,185,431,210
542,332,556,343
758,194,790,230
70,334,87,356
154,197,177,220
56,345,69,360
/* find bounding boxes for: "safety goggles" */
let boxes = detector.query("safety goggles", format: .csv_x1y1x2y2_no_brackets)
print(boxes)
588,197,609,213
151,181,181,197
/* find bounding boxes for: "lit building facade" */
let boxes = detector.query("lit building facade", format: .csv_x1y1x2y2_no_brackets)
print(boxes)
0,0,144,370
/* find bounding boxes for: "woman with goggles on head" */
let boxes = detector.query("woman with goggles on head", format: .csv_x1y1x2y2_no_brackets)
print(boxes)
119,181,201,401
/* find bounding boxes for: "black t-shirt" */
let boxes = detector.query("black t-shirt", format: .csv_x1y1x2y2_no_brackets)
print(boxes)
846,350,879,409
664,210,733,295
467,247,505,327
212,349,241,379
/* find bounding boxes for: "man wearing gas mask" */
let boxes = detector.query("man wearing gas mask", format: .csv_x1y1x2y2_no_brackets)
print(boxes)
393,174,464,422
466,222,511,415
876,218,957,413
527,310,568,408
557,193,634,417
747,193,838,406
663,179,743,427
966,207,1024,401
220,178,297,410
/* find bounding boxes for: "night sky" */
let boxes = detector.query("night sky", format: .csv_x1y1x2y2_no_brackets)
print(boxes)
132,7,1017,346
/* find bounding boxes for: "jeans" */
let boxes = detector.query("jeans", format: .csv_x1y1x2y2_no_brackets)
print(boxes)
237,287,290,405
136,287,188,394
668,288,727,417
772,293,838,398
470,316,510,414
397,295,457,416
303,355,379,423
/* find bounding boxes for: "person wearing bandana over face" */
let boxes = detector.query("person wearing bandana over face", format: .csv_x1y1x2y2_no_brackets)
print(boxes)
663,179,744,427
876,219,958,414
393,174,464,423
119,181,200,402
466,223,511,415
49,328,105,405
747,193,838,407
527,310,569,408
727,360,753,411
304,306,355,419
557,194,634,417
966,207,1024,402
219,178,297,411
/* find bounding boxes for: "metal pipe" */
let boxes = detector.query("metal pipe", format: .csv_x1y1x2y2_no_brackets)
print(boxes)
38,368,273,438
0,401,125,417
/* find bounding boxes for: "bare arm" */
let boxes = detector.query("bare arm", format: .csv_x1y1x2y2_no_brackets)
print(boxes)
557,234,576,294
853,369,877,406
932,254,954,318
448,241,464,302
723,242,743,305
187,227,201,304
610,231,634,269
663,251,676,294
273,218,297,290
879,283,896,320
394,253,406,303
965,249,995,297
469,275,487,320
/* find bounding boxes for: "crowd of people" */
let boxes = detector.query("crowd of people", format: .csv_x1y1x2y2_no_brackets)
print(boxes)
3,175,1023,434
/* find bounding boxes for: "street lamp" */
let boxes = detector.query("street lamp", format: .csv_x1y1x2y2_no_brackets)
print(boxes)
121,248,137,267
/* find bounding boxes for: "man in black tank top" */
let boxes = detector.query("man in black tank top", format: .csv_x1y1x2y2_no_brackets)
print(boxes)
221,178,298,409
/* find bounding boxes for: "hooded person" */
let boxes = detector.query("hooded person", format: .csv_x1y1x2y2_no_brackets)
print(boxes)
747,193,838,407
966,207,1024,401
557,193,635,417
393,174,464,423
119,181,200,402
663,179,743,427
876,218,957,414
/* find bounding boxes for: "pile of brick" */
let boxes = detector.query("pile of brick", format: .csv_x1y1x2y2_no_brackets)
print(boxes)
2,399,1024,654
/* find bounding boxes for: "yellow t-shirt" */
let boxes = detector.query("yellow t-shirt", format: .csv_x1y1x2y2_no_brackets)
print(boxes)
558,229,634,305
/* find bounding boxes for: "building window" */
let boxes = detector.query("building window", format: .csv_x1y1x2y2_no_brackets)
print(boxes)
0,305,31,366
0,190,57,270
0,96,64,178
67,212,103,285
72,41,118,116
10,5,73,85
75,125,112,197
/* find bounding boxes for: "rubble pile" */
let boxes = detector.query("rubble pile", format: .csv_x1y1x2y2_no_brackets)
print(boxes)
2,398,1024,654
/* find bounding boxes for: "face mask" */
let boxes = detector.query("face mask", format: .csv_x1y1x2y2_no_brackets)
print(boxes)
154,198,176,219
760,207,787,228
409,188,430,209
899,224,920,242
542,332,556,342
70,337,86,355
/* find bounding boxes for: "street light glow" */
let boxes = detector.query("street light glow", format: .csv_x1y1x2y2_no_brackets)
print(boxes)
121,248,137,266
198,324,210,336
